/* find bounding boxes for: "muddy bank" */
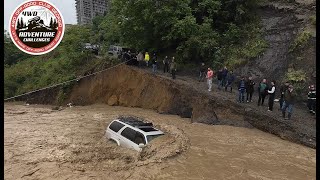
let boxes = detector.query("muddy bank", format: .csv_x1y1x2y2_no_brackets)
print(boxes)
4,103,316,180
17,65,315,148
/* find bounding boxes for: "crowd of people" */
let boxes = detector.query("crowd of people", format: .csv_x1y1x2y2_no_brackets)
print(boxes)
201,64,316,120
121,50,316,121
135,51,178,79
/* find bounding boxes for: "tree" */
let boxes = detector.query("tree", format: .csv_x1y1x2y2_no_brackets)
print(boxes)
50,17,53,28
53,19,58,29
20,18,24,28
17,18,21,29
98,0,260,66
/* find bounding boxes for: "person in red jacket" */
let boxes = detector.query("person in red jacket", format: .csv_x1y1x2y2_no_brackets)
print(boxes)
206,68,214,92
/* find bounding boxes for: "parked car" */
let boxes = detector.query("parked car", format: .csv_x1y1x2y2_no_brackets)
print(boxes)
108,45,123,58
83,43,99,55
105,117,164,152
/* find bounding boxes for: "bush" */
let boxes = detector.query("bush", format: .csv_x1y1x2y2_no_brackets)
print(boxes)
285,68,307,83
309,15,316,26
284,68,308,101
289,30,312,52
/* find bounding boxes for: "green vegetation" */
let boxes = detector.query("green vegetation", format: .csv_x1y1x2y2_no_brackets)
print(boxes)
4,25,119,99
289,30,312,52
309,15,316,26
5,0,267,99
223,23,268,68
285,68,306,83
284,68,307,100
95,0,265,68
4,30,31,66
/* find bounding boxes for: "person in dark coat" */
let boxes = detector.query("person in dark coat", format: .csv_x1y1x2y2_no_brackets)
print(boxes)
221,66,228,87
267,80,276,111
282,85,295,120
307,84,316,115
245,76,255,102
163,56,169,73
257,79,268,106
279,81,290,110
199,62,206,82
225,71,235,92
217,68,223,90
152,53,158,73
237,76,246,103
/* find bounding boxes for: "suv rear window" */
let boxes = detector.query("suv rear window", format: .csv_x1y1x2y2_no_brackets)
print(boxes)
109,121,125,132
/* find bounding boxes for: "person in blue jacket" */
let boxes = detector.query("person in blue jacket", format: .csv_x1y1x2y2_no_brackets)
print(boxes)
238,76,246,103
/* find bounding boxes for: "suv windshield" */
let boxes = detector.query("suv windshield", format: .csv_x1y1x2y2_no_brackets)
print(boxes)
146,134,163,143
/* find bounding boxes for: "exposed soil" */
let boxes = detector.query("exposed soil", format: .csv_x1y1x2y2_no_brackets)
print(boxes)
21,65,316,148
18,65,316,149
4,103,316,180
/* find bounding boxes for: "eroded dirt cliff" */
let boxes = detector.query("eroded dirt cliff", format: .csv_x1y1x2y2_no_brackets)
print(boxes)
21,65,316,148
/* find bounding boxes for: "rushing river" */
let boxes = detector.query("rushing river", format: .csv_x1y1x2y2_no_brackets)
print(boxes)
4,103,315,180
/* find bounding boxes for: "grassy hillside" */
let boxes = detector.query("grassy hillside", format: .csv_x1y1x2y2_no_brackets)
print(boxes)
4,26,119,99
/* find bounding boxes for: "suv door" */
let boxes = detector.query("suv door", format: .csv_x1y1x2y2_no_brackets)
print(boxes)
120,127,146,151
120,127,137,149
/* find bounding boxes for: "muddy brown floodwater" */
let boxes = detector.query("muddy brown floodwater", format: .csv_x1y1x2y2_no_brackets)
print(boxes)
4,102,315,180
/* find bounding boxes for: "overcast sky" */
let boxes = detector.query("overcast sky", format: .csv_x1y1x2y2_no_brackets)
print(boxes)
4,0,77,30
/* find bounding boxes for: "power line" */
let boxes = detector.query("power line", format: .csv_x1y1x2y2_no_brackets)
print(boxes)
4,59,133,102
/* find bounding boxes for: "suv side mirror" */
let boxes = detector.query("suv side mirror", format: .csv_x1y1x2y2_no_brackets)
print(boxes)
138,143,145,148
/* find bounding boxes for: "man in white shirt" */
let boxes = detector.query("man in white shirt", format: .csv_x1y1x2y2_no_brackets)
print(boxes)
267,80,276,111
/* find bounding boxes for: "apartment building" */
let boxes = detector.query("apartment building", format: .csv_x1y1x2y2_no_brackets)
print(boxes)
75,0,108,25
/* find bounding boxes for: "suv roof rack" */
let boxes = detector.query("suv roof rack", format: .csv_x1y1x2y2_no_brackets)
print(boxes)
118,117,153,127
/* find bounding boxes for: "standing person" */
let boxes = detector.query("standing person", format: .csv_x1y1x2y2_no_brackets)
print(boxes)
221,66,228,87
170,57,177,79
152,53,158,73
238,76,246,103
206,68,214,92
217,68,223,90
163,56,169,73
199,62,206,82
144,52,150,67
123,50,130,62
279,81,290,110
267,80,276,111
282,85,295,120
307,85,316,115
258,79,268,106
137,52,144,67
246,76,255,102
225,71,235,92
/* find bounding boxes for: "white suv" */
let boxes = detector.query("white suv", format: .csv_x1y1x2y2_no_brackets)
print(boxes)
105,117,164,152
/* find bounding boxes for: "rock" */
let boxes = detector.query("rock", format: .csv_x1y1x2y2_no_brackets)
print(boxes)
245,108,253,112
52,106,59,110
192,113,219,125
108,95,118,106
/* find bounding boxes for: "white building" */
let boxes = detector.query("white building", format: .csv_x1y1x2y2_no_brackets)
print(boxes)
75,0,108,25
